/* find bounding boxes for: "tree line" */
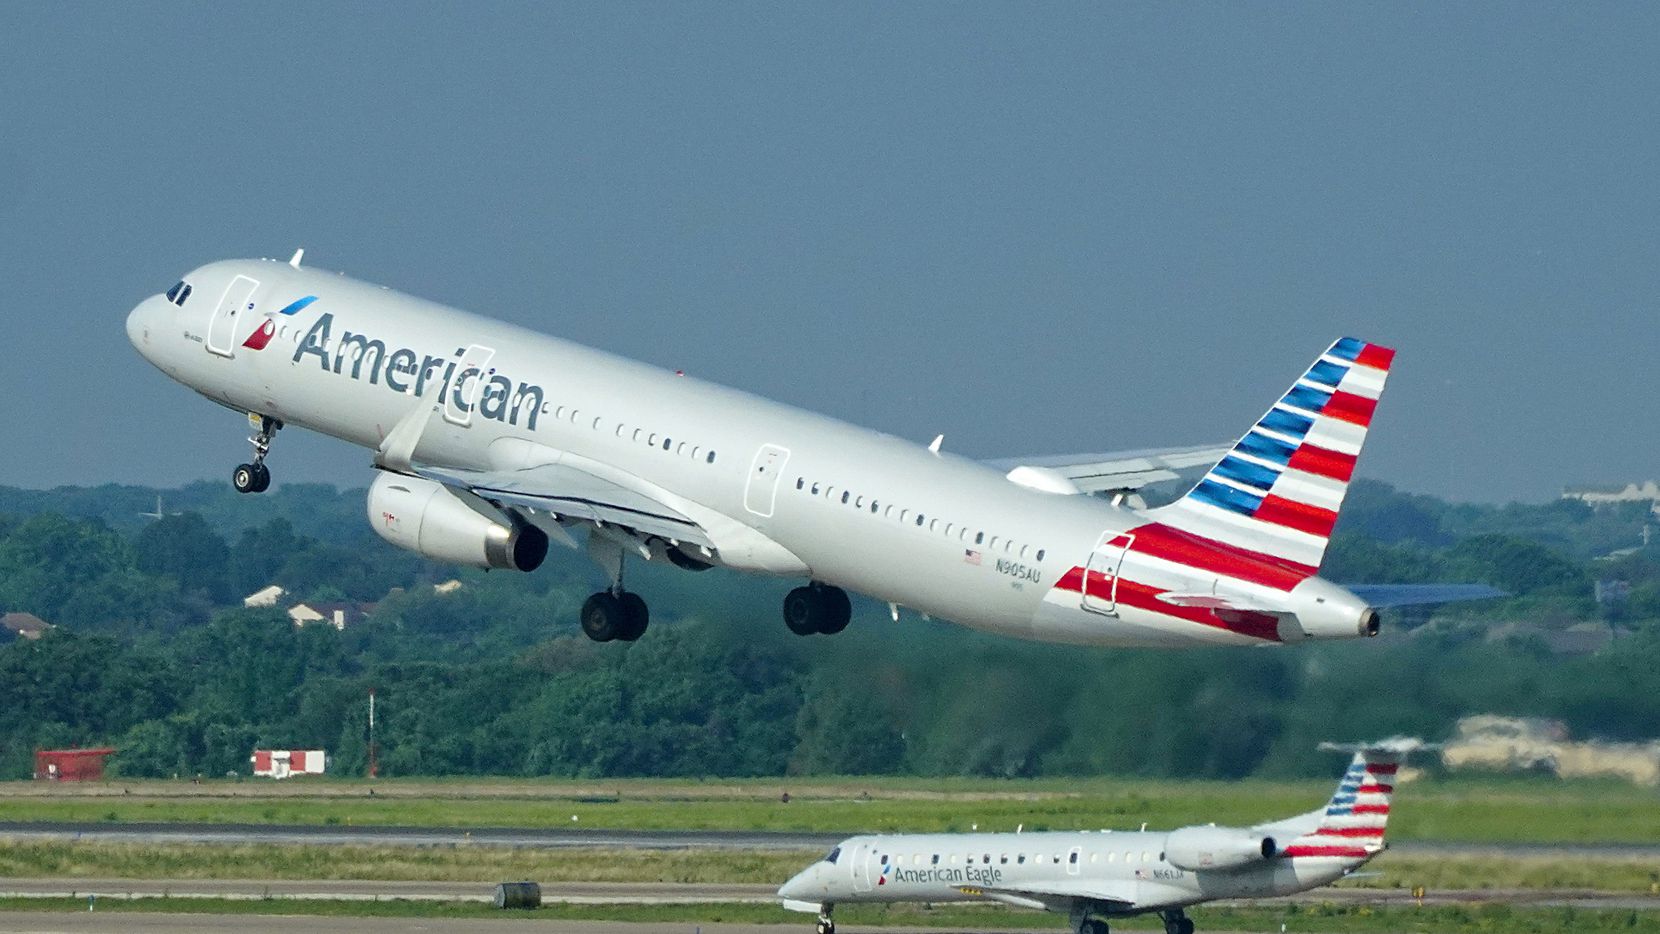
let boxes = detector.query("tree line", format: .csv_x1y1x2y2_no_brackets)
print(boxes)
1,479,1657,781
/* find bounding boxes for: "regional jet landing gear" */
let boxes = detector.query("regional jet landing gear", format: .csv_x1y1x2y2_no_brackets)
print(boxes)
580,533,649,642
813,906,834,934
1069,903,1112,934
783,583,851,636
1159,909,1195,934
232,415,282,494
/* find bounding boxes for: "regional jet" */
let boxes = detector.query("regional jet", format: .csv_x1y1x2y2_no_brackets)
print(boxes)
777,739,1424,934
127,255,1490,647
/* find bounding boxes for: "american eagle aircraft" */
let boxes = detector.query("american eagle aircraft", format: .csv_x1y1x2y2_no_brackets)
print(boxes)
127,254,1486,646
777,739,1424,934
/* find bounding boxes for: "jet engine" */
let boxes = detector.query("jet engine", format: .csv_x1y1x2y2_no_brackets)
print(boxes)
1162,826,1277,872
367,473,548,572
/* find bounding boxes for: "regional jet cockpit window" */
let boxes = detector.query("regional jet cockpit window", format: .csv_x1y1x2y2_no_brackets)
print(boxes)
822,846,841,864
165,281,193,306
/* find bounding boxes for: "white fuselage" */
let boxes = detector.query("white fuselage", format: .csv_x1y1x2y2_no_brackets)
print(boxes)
777,830,1359,915
127,258,1374,647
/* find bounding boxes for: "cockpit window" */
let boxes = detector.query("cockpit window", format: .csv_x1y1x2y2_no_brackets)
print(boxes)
822,846,841,865
166,281,184,303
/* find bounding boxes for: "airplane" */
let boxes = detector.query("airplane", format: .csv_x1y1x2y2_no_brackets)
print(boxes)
126,253,1495,647
776,739,1425,934
137,494,181,520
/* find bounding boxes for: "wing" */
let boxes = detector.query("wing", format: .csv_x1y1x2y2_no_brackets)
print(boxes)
963,878,1139,914
985,444,1229,495
417,462,715,551
1341,583,1507,607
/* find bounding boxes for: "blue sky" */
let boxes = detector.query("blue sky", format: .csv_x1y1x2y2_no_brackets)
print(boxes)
1,3,1655,502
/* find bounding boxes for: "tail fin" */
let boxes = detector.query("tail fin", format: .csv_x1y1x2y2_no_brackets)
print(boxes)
1280,739,1421,861
1152,337,1394,571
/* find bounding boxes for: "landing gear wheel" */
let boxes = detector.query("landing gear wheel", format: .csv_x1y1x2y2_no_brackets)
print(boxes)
616,592,649,642
1082,920,1109,934
580,592,624,642
232,463,270,494
1160,911,1192,934
782,584,853,636
783,587,820,636
814,913,835,934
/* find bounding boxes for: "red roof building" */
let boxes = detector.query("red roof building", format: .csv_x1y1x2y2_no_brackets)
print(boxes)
35,748,116,782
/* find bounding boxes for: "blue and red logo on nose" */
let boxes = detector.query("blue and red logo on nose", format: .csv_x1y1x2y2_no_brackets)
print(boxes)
242,295,319,350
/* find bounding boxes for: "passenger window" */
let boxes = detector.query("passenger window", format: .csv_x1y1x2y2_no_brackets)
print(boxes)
555,406,566,419
570,409,580,422
825,486,835,499
1069,851,1079,864
1005,539,1013,552
841,491,850,504
989,535,999,549
633,429,642,441
871,501,879,513
811,483,820,495
677,442,686,454
982,853,991,864
959,528,969,541
930,519,940,532
1017,854,1026,864
593,417,602,430
915,514,924,527
663,437,672,450
931,855,939,865
976,532,985,545
899,509,908,522
796,478,805,490
1020,545,1029,558
1108,852,1116,863
881,854,888,865
1037,549,1046,561
648,433,658,445
707,451,717,463
885,506,895,518
855,495,864,508
999,854,1008,864
1090,853,1099,863
616,425,625,437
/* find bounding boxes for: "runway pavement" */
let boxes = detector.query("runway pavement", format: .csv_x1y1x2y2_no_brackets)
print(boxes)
1,821,1655,861
0,878,1655,911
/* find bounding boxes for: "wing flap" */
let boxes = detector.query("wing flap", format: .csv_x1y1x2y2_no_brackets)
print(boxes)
417,463,714,550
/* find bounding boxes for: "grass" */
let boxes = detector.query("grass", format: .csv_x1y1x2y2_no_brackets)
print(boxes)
0,841,1655,894
1,897,1658,932
0,773,1655,844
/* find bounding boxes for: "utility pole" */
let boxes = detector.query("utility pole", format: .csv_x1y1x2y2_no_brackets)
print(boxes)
367,689,379,780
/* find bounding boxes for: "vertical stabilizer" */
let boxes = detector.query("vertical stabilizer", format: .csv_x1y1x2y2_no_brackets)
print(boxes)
1280,738,1423,862
1152,337,1394,572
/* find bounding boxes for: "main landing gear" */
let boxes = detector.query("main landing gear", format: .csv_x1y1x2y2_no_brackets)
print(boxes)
1159,909,1195,934
232,415,282,494
783,583,851,636
580,535,649,642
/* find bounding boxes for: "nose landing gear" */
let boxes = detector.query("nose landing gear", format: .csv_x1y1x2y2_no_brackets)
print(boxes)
232,415,281,494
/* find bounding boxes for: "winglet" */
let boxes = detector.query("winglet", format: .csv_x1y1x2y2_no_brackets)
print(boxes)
289,248,305,269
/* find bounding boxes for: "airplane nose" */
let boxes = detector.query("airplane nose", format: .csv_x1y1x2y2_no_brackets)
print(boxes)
776,866,817,901
127,295,167,354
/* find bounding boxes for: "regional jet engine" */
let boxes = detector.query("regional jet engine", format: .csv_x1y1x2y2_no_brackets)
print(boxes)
1161,826,1278,872
367,473,548,572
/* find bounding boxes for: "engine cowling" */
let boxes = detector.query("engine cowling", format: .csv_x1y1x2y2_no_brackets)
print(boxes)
368,473,548,571
1162,826,1277,872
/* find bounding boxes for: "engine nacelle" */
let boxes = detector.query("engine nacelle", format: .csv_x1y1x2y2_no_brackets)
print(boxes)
1162,826,1277,873
367,473,548,572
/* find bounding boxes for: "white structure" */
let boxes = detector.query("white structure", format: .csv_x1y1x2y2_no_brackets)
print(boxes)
251,749,326,779
243,585,286,608
1563,481,1660,515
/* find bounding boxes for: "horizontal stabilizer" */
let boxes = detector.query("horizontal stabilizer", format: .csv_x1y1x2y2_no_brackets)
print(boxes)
1342,583,1506,608
986,444,1231,495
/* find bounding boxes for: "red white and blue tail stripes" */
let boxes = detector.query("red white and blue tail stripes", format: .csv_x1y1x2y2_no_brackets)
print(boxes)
1156,337,1395,571
1280,753,1398,860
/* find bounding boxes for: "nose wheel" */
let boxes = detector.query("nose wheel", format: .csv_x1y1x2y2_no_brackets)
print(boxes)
232,415,282,494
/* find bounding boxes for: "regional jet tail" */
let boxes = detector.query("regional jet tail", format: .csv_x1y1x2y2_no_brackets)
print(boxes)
777,739,1425,934
128,256,1498,649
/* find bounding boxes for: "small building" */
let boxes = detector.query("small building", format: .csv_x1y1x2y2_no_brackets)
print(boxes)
1563,481,1660,516
35,748,116,782
244,585,287,608
2,612,51,641
287,602,369,630
251,749,327,779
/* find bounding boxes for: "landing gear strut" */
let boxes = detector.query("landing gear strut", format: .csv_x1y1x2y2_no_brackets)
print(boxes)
1070,903,1110,934
783,583,851,636
1160,909,1194,934
232,415,281,494
814,906,835,934
581,535,649,642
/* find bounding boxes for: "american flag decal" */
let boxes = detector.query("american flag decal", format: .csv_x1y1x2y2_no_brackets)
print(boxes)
963,549,982,566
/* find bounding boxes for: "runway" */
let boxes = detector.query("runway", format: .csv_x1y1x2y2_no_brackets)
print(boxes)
1,878,1655,910
2,821,1655,860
